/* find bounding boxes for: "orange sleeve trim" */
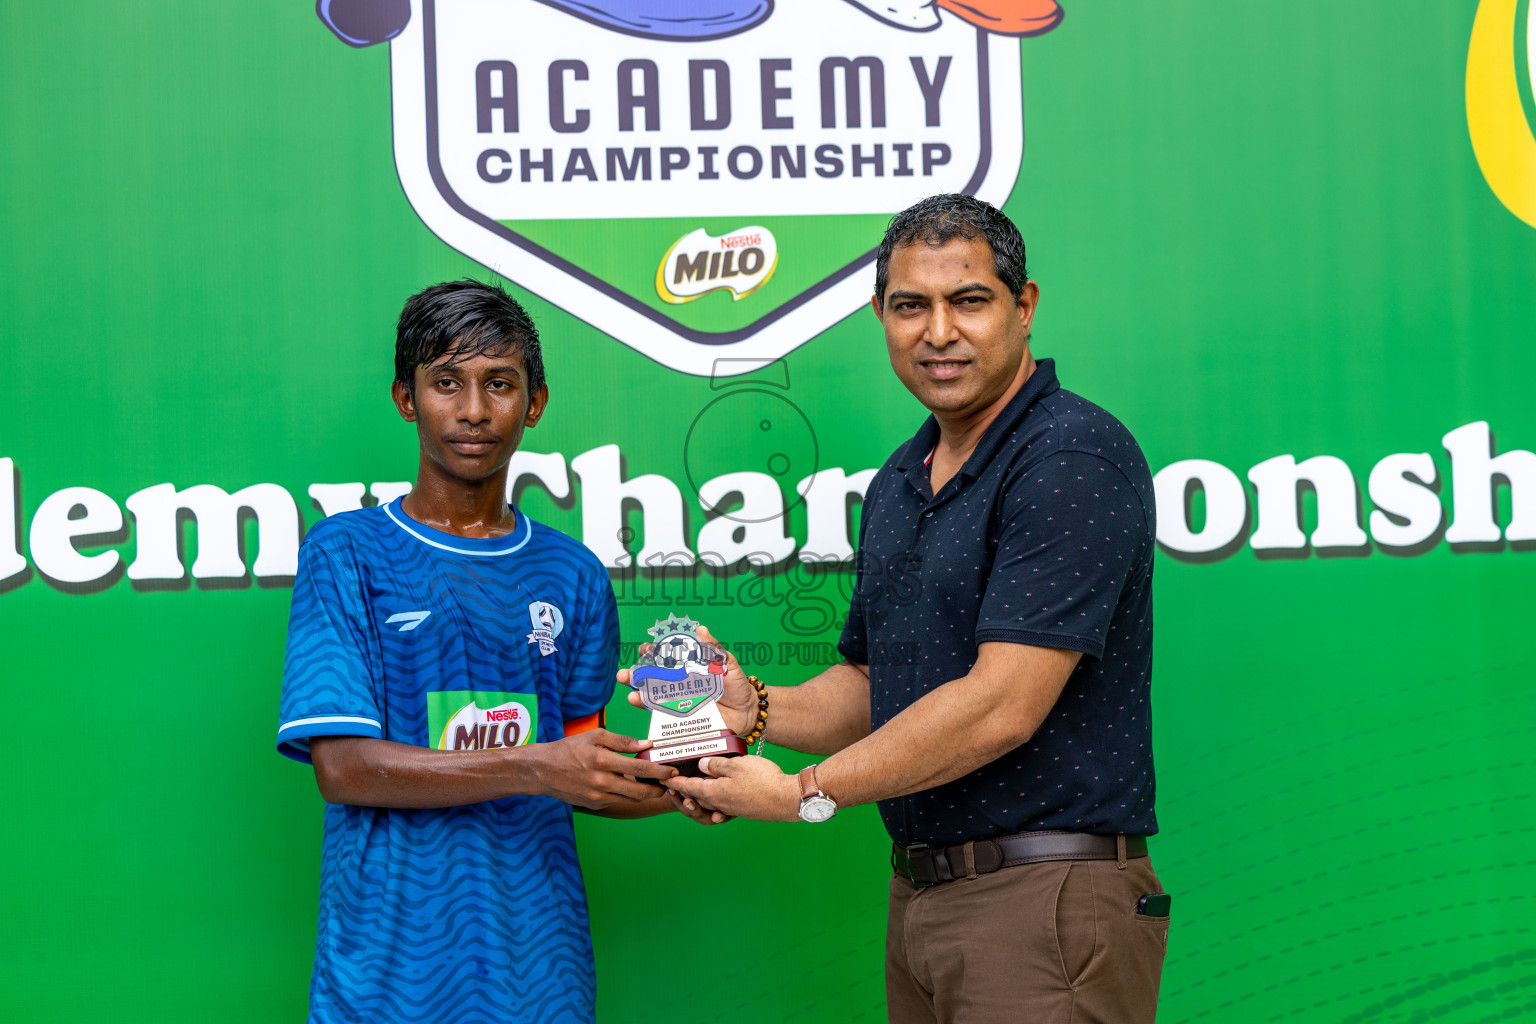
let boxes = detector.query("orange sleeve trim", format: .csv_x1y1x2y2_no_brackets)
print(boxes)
563,710,605,736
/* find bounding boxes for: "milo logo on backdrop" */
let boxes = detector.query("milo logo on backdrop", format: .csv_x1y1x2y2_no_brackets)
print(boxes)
657,225,778,304
318,0,1062,374
1465,0,1536,229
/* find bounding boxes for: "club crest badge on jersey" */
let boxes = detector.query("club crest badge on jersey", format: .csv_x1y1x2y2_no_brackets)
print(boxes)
526,600,564,655
316,0,1061,375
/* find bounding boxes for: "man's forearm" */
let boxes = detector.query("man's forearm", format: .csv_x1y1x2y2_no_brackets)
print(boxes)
817,645,1079,809
663,645,1080,823
763,660,872,754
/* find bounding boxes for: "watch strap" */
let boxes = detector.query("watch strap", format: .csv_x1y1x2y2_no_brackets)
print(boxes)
798,764,822,800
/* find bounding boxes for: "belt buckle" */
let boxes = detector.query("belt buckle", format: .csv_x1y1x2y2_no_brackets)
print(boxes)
901,842,936,888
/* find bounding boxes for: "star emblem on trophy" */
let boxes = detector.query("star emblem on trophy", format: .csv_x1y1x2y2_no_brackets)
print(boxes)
627,613,748,775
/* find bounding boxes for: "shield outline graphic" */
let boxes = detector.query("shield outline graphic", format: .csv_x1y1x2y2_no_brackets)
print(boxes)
633,665,727,719
389,1,1026,376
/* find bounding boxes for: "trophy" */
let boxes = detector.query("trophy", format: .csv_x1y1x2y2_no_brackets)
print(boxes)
628,613,748,776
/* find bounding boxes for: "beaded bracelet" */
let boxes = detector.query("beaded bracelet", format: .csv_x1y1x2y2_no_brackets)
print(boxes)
744,675,769,754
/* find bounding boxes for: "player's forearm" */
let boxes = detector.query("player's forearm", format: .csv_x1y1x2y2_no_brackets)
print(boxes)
311,736,551,808
816,646,1079,808
313,728,673,809
763,660,872,754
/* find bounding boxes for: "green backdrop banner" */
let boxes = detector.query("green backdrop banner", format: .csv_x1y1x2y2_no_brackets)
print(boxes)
3,2,1535,1021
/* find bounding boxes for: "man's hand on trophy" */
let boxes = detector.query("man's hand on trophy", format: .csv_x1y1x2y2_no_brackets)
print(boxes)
663,755,800,822
694,625,762,736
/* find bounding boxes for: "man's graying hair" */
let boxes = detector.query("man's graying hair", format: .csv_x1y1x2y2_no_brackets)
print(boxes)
874,194,1029,306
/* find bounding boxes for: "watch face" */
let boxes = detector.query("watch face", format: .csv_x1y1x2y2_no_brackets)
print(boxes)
799,795,836,823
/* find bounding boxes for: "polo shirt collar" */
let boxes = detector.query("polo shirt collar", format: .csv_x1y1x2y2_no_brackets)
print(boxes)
893,358,1061,492
964,357,1060,474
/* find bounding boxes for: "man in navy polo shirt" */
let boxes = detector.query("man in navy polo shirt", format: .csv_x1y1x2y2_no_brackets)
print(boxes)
662,195,1166,1023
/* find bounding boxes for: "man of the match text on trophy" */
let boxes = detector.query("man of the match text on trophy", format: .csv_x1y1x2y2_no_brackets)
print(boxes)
636,196,1168,1024
276,280,717,1024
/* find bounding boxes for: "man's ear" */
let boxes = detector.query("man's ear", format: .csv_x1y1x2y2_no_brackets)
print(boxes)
524,384,550,428
869,293,884,324
392,380,418,423
1015,280,1040,335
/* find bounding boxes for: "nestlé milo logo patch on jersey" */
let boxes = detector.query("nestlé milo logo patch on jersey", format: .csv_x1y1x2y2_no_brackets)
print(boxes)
428,691,540,750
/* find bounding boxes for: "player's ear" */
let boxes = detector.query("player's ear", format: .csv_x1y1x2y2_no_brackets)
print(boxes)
524,384,549,428
870,293,884,324
392,379,418,422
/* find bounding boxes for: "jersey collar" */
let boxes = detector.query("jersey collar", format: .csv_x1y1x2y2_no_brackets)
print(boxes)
382,497,533,556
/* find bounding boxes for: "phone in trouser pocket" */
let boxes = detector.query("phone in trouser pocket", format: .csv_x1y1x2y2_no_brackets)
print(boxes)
1136,892,1172,917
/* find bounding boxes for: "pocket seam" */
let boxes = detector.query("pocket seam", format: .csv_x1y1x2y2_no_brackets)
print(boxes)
1053,863,1098,990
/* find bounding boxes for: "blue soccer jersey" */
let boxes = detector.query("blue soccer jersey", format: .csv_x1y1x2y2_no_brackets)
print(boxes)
277,498,619,1024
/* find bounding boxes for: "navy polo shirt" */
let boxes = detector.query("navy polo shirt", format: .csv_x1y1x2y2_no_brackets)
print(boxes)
838,359,1157,846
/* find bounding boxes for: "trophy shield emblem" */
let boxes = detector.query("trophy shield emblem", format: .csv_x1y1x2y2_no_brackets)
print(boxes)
628,613,748,775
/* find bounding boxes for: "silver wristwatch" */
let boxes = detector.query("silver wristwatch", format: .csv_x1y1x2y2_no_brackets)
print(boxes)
797,764,837,823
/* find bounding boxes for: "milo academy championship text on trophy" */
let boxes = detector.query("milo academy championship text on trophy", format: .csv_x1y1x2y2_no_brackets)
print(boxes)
629,615,749,776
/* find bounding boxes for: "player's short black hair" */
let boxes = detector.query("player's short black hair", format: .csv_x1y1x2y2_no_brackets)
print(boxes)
394,279,545,397
874,194,1029,306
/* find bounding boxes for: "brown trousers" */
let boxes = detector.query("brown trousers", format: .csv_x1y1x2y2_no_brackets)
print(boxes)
885,855,1168,1024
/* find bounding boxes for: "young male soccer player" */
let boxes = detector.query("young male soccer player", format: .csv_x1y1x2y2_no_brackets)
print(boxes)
276,279,692,1024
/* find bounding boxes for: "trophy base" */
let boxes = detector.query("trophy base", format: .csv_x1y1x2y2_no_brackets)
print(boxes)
635,730,749,777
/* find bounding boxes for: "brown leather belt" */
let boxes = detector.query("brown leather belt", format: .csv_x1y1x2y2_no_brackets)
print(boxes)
892,830,1149,887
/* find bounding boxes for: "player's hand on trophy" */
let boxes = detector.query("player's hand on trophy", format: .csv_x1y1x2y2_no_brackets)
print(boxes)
529,728,677,809
663,754,799,822
616,623,758,736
